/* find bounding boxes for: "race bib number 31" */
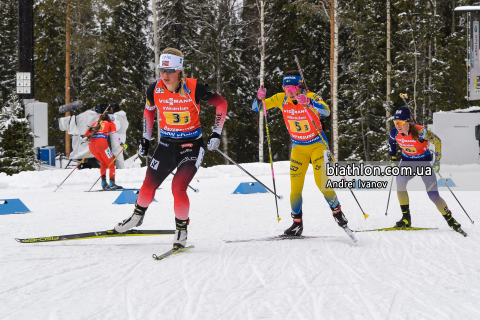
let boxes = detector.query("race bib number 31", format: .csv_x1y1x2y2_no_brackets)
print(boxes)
163,112,191,125
288,120,310,133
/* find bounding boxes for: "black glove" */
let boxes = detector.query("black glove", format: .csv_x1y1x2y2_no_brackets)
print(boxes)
138,137,150,158
207,132,221,151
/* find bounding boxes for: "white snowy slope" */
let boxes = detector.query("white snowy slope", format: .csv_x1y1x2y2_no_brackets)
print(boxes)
0,162,479,320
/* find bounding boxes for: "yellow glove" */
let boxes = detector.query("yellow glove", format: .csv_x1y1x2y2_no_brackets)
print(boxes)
390,156,397,167
122,143,128,150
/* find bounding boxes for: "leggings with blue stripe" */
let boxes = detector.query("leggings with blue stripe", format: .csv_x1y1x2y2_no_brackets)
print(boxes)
290,142,339,215
396,160,449,215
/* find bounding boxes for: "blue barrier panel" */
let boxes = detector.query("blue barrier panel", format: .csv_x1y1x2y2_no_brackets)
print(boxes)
0,199,31,215
233,182,268,194
113,190,157,204
438,178,456,187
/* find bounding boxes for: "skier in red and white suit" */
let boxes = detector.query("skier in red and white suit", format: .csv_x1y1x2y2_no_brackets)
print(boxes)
114,48,227,250
85,106,127,190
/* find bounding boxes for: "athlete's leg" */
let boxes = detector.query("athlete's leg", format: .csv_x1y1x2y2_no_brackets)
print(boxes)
395,161,415,227
290,145,312,215
420,166,449,215
171,141,205,220
89,141,110,177
311,144,338,208
136,142,177,208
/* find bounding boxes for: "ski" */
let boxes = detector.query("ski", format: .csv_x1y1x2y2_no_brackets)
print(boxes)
224,234,335,243
152,245,194,260
343,227,358,243
15,229,175,243
452,227,468,237
353,227,438,232
85,188,140,193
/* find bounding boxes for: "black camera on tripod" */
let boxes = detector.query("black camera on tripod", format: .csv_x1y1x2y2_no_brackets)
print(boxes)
95,103,120,114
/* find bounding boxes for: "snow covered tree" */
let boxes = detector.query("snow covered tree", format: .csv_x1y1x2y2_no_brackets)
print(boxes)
0,0,18,104
0,91,39,175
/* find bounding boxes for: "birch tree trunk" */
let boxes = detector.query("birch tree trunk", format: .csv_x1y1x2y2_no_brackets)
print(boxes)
65,0,71,158
218,1,228,163
152,0,160,142
332,0,339,161
386,0,391,137
259,0,265,163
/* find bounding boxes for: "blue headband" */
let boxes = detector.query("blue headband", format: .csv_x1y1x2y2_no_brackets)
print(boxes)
283,75,302,87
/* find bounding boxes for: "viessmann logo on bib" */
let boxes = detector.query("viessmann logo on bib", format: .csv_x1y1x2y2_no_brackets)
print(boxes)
284,108,305,115
158,98,192,105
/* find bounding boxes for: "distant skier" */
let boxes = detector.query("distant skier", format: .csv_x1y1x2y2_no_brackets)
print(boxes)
253,71,352,235
85,104,127,190
389,106,465,235
113,48,228,250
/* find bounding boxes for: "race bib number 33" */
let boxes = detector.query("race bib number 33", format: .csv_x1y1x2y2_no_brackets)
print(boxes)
288,120,310,133
163,112,191,125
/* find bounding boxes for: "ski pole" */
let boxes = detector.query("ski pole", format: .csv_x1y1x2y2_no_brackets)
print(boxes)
437,172,474,224
385,175,394,216
53,152,90,192
216,149,284,200
262,89,281,222
303,104,369,219
87,149,124,192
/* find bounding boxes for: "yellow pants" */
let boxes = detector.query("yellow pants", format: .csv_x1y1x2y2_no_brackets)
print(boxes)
290,142,339,215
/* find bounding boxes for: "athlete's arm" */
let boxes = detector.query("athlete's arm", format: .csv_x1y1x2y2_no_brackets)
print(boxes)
252,93,285,112
196,83,227,134
305,92,330,117
108,122,123,145
143,82,157,140
389,127,398,157
423,128,442,161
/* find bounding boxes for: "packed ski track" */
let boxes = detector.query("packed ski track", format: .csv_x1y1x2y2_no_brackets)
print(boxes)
1,162,480,319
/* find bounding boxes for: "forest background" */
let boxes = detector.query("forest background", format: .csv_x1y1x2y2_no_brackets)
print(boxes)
0,0,477,167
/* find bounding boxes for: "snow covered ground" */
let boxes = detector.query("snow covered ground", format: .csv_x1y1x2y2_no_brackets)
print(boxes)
1,161,479,320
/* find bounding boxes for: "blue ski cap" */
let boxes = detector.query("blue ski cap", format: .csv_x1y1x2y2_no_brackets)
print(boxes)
283,75,302,87
394,107,411,121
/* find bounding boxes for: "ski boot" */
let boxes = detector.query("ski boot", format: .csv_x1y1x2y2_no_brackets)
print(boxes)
114,203,147,233
331,205,357,243
331,205,348,228
173,218,189,250
109,178,123,190
101,175,111,191
395,205,411,228
443,211,467,237
284,211,303,236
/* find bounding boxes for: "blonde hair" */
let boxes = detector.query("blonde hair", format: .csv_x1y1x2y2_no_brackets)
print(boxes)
161,47,186,97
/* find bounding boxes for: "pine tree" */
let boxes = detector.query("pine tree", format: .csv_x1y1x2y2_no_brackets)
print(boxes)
341,0,388,161
0,0,18,104
0,91,39,175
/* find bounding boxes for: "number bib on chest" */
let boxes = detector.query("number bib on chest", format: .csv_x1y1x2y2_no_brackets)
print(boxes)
282,102,322,145
153,78,202,139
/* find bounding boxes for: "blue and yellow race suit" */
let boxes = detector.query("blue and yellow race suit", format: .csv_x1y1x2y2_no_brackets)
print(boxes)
253,91,339,215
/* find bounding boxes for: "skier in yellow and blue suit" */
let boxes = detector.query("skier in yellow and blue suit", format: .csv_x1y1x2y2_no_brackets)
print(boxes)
253,71,352,235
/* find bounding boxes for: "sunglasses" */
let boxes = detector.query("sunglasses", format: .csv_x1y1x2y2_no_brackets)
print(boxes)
284,84,301,93
159,68,177,74
393,120,407,125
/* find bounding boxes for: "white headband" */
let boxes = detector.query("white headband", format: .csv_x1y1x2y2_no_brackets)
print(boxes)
158,54,184,71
